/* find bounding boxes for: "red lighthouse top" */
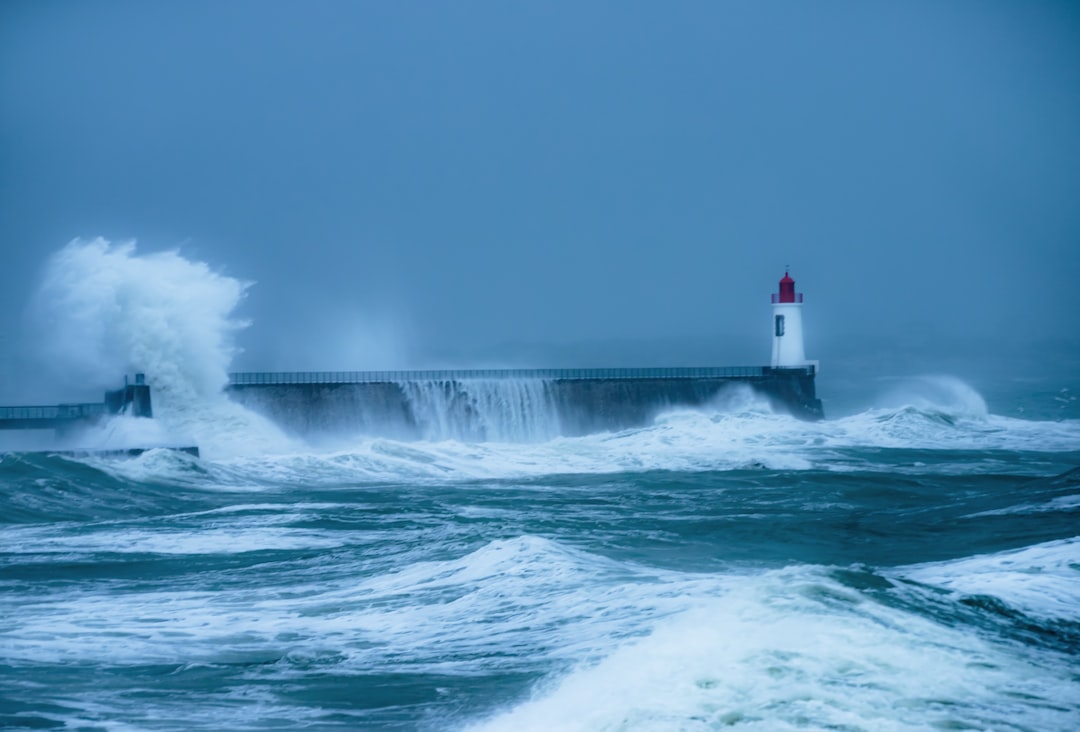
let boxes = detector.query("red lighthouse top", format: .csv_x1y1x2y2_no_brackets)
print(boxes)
772,271,803,304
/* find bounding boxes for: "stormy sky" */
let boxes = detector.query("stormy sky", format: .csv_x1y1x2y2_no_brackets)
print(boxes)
2,1,1079,383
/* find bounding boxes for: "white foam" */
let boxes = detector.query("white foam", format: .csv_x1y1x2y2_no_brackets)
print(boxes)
173,395,1080,485
27,238,298,459
874,375,990,419
0,536,712,668
30,238,248,401
4,534,1077,730
898,536,1080,621
965,494,1080,518
203,410,814,486
2,524,345,556
467,565,1080,732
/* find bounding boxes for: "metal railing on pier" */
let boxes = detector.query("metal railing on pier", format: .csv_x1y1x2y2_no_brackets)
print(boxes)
0,403,107,421
224,366,810,386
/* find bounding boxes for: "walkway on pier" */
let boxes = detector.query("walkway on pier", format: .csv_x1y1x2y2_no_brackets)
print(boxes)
0,403,108,430
226,366,813,386
0,379,153,431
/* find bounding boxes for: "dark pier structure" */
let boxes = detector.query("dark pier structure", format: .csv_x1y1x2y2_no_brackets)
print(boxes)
0,374,153,434
1,365,823,449
227,366,824,441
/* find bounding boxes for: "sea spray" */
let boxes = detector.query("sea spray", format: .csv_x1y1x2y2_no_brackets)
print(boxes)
162,394,1078,487
28,238,293,457
30,238,250,401
874,374,990,419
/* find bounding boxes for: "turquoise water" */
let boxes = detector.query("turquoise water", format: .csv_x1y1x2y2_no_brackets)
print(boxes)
2,377,1079,731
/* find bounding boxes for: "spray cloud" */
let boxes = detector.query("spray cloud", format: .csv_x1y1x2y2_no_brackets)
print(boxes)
29,238,251,403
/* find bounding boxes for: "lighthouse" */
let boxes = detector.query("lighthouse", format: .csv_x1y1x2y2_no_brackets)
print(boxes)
771,270,810,368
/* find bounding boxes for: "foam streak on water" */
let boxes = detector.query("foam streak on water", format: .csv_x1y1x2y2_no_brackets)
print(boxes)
3,423,1080,730
469,560,1080,732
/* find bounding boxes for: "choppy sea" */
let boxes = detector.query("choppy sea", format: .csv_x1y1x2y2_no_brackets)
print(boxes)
2,374,1079,731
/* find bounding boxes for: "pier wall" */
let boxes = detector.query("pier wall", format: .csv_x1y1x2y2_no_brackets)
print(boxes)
0,381,152,433
226,368,823,442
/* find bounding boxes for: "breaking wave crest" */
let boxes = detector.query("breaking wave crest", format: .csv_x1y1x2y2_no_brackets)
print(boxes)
79,404,1078,489
25,238,294,458
463,538,1080,732
31,238,249,402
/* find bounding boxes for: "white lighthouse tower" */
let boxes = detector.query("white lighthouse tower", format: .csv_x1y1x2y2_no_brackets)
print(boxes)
771,270,811,368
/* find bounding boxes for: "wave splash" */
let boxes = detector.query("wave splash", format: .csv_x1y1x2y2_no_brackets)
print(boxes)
31,238,249,401
874,374,989,419
464,539,1080,732
27,238,292,458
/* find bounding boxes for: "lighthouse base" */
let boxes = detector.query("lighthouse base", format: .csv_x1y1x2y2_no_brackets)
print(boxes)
758,366,824,420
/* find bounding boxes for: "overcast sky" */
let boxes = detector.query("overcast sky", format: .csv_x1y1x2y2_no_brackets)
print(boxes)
2,0,1078,377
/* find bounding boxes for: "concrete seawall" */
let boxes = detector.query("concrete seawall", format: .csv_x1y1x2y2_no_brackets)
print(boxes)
0,379,153,433
226,367,823,441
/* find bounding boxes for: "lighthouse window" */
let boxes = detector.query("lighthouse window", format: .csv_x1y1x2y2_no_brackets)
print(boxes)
775,315,785,337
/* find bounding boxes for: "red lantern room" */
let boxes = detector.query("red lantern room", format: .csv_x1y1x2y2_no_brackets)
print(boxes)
771,271,803,304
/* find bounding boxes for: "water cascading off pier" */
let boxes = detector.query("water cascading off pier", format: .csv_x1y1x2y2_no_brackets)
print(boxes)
224,366,823,442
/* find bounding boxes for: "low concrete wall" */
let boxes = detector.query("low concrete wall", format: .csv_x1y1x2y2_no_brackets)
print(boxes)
0,382,152,432
227,370,823,441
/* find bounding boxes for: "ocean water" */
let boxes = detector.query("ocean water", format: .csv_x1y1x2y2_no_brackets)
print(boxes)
2,240,1079,730
2,378,1079,731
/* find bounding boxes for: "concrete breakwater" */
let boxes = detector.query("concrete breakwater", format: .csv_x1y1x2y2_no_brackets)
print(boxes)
226,367,824,442
0,376,153,434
